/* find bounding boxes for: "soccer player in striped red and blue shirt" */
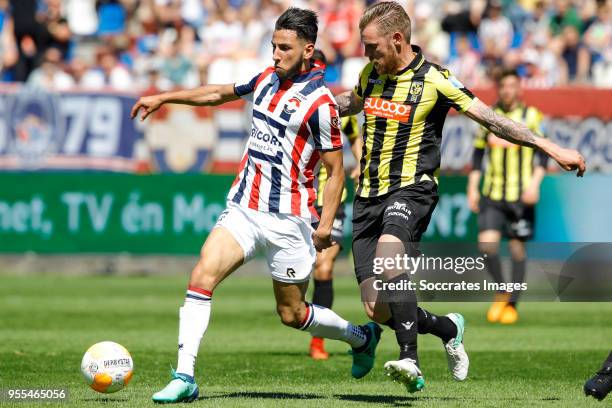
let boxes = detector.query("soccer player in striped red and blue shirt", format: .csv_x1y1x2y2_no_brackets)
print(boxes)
132,7,382,404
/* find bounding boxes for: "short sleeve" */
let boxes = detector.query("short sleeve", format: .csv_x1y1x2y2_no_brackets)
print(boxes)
309,98,343,152
233,72,261,101
432,68,477,113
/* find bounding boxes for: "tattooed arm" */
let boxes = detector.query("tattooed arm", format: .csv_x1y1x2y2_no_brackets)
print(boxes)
465,99,586,176
335,91,364,117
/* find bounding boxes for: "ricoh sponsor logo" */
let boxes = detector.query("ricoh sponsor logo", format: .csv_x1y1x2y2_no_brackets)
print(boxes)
364,97,411,122
250,126,281,146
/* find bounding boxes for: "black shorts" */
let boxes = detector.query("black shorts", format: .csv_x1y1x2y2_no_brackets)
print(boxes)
478,197,535,241
352,181,439,284
313,204,346,246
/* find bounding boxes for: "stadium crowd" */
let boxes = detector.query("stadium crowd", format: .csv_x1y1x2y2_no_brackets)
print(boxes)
0,0,610,91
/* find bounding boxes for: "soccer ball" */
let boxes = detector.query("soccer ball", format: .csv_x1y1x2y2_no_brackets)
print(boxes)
80,341,133,393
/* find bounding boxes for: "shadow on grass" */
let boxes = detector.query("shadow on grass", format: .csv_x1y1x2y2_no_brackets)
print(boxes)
204,391,563,406
203,391,324,400
336,394,451,405
82,397,130,403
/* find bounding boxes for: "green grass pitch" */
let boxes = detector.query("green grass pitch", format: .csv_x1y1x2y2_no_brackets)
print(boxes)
1,273,610,407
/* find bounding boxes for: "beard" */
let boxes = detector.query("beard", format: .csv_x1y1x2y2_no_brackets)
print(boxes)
275,59,303,80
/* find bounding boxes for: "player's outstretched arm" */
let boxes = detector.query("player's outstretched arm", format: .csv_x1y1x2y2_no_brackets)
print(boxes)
465,99,586,176
314,149,345,252
335,90,364,117
131,84,239,121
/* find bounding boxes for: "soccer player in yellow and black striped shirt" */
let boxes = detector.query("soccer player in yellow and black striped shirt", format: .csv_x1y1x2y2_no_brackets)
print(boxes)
335,1,586,393
468,69,548,325
309,115,362,360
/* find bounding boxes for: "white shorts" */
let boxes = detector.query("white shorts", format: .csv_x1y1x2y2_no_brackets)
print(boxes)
214,202,316,283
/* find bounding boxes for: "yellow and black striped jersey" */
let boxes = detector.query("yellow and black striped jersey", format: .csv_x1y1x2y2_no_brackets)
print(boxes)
473,104,547,202
316,115,360,206
354,45,476,198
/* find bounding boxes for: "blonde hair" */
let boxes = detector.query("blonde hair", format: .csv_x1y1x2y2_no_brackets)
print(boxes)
359,1,411,43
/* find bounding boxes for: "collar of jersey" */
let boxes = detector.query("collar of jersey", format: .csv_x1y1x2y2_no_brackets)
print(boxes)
393,45,425,77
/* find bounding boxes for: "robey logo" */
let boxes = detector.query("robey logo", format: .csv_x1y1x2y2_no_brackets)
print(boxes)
364,97,412,122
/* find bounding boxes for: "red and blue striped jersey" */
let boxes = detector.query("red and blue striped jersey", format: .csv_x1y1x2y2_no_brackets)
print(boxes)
228,63,342,221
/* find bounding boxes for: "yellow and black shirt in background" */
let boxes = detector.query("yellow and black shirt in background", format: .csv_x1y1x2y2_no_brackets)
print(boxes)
315,115,360,207
472,103,548,202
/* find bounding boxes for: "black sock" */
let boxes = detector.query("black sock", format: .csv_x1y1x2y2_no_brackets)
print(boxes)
606,351,612,365
312,279,333,309
416,307,458,343
386,274,419,364
485,253,504,285
509,259,526,307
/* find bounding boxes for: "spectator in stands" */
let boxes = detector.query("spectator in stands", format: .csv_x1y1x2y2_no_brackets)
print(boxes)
479,0,514,60
585,1,612,87
448,34,485,88
0,0,18,81
524,1,551,40
198,6,244,83
69,56,91,87
549,0,583,36
239,1,267,58
523,32,569,87
43,17,73,62
316,0,363,84
159,33,198,88
320,0,363,60
584,1,611,63
10,0,45,81
412,2,449,64
441,0,486,65
64,0,98,37
0,0,609,90
561,25,592,83
80,45,133,90
26,46,75,90
97,0,128,36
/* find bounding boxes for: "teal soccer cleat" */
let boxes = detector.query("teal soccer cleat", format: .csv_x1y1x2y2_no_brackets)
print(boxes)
152,368,199,404
350,322,383,379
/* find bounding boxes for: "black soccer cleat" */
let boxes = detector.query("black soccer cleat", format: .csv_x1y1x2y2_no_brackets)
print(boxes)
584,354,612,401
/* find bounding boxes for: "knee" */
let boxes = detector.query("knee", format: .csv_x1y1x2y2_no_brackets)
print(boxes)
478,242,499,256
509,241,526,261
276,303,306,328
314,259,334,280
190,257,220,290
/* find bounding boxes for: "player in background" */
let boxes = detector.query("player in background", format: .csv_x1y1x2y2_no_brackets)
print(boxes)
132,8,382,404
308,49,363,360
335,1,586,393
467,69,548,324
584,351,612,401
